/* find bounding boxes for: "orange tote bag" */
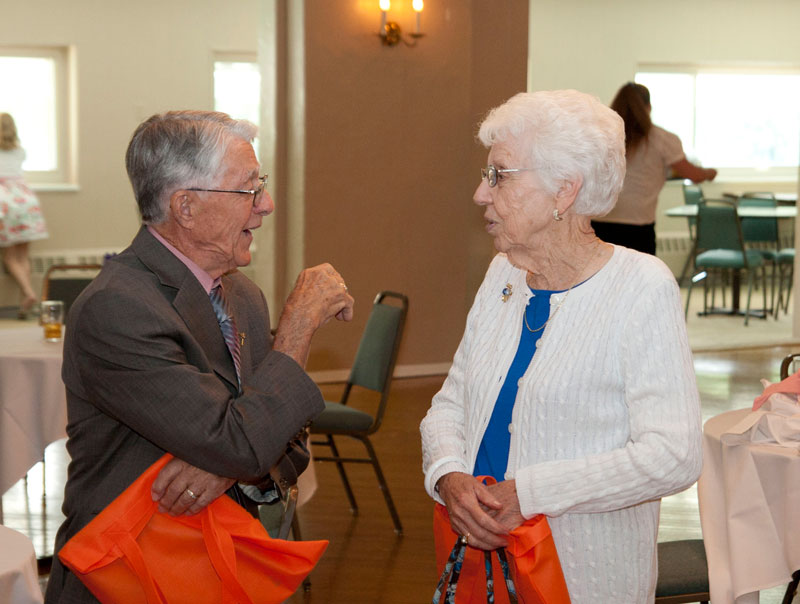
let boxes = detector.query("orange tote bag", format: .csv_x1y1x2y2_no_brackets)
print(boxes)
433,480,570,604
59,454,328,604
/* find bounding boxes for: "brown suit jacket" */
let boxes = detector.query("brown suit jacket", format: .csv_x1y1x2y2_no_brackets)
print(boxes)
45,227,324,603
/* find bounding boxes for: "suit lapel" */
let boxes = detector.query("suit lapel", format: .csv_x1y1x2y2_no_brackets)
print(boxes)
131,227,239,392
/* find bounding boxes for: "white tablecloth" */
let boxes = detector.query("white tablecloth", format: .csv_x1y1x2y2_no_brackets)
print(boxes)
698,408,800,603
0,524,43,603
0,327,67,495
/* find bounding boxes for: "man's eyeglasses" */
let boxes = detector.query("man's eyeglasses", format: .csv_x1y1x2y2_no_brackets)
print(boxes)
480,165,535,188
187,175,268,206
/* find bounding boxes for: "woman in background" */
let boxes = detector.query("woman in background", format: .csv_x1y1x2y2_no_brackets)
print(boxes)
0,112,48,318
591,82,716,255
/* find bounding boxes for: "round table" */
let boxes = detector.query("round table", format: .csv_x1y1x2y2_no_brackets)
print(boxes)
0,524,43,603
698,408,800,603
0,326,67,497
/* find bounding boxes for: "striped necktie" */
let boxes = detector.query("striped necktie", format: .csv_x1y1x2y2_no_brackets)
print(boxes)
209,284,241,389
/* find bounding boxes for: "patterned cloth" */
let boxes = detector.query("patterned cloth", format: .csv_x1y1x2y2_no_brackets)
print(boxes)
210,283,242,389
0,176,48,247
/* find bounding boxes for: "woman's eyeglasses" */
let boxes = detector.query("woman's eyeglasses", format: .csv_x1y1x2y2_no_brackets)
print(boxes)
480,165,535,188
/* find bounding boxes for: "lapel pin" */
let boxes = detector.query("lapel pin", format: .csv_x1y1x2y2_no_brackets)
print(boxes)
239,332,246,347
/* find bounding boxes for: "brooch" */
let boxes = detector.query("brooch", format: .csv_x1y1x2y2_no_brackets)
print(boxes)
501,283,513,303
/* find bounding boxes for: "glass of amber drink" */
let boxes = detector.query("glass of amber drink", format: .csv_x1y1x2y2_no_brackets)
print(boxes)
41,300,64,342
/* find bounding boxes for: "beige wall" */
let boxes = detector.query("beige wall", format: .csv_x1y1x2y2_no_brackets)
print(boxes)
1,0,259,253
530,0,800,101
299,1,529,371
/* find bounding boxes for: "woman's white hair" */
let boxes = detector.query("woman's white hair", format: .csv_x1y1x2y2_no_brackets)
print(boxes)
478,90,626,217
125,111,258,224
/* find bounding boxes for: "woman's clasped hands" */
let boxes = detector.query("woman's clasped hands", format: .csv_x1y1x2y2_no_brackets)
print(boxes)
436,472,526,550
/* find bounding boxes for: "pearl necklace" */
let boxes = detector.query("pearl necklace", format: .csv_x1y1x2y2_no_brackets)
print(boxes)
523,256,593,333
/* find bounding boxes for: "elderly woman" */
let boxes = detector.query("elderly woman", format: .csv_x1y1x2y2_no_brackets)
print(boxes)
420,90,702,603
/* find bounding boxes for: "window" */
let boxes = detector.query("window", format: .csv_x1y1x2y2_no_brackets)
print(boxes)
0,46,75,187
213,54,261,161
636,66,800,181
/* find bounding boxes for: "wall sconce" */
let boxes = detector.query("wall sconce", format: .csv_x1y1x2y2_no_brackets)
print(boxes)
379,0,425,47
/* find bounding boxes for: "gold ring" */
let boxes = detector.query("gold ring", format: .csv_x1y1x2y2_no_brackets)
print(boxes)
185,488,198,500
461,532,470,545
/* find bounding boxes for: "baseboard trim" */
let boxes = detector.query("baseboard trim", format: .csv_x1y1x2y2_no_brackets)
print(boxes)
308,362,451,384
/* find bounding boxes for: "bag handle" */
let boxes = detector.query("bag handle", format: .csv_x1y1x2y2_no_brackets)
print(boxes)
431,537,518,604
432,535,468,604
495,548,518,604
483,551,494,602
111,489,254,604
114,531,168,604
202,506,256,604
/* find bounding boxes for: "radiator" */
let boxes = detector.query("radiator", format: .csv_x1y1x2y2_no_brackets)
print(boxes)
655,231,692,278
29,248,118,275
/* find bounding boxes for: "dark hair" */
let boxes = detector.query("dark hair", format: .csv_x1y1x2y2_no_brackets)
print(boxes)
610,82,652,152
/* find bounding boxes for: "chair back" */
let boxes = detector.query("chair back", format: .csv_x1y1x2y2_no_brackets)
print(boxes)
682,181,704,206
41,263,103,318
695,199,747,254
344,291,408,431
682,181,703,233
780,353,800,380
738,193,779,247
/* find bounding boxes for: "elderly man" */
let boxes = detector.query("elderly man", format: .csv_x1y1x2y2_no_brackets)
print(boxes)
44,111,353,603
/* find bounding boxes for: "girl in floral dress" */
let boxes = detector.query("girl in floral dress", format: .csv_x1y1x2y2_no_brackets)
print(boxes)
0,113,48,318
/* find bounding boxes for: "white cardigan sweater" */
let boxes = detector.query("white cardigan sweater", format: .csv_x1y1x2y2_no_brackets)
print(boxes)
420,246,702,603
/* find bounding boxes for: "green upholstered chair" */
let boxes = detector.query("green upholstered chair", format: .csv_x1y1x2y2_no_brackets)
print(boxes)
310,291,408,534
41,263,103,318
677,181,705,286
34,263,103,493
655,539,710,604
684,199,767,326
774,247,795,318
739,193,781,312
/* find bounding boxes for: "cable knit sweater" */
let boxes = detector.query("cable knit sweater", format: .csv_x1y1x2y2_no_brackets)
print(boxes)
420,246,702,603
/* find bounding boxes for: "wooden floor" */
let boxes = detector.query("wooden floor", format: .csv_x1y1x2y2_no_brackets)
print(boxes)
3,344,798,602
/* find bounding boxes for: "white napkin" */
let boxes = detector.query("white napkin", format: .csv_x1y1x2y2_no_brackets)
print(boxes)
721,379,800,447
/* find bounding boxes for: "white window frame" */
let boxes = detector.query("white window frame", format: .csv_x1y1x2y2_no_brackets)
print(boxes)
636,63,800,183
0,45,77,190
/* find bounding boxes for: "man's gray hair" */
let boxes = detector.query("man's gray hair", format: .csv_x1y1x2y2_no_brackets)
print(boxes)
125,111,258,224
477,90,626,218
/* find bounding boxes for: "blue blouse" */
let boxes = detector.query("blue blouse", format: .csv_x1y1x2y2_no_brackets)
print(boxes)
472,286,563,481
